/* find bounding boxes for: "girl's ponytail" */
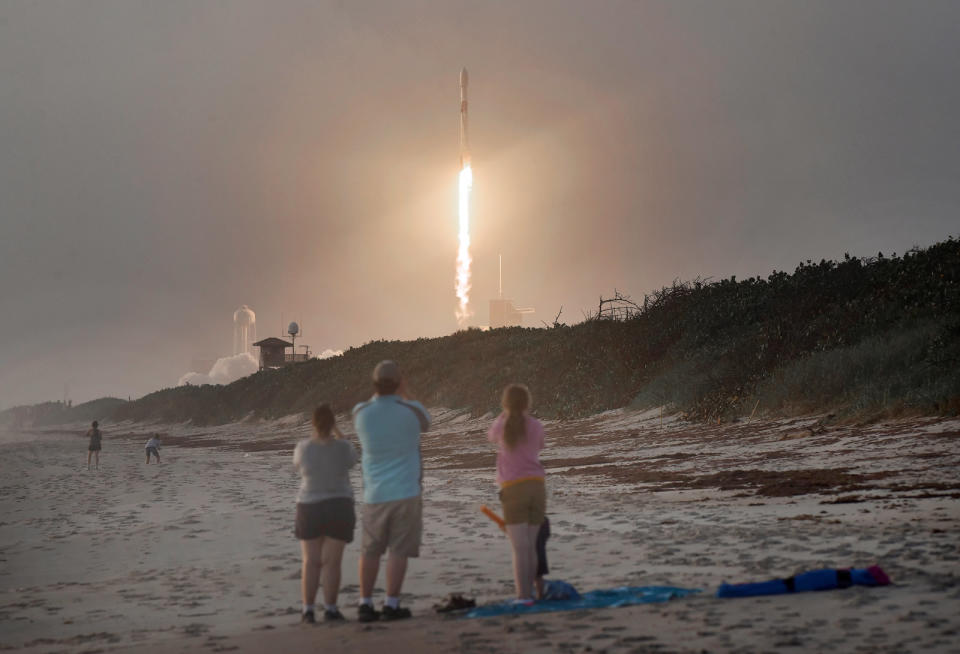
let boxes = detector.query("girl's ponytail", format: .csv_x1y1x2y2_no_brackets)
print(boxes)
502,384,531,449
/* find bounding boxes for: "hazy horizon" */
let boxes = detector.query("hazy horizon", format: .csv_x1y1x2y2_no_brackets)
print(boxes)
2,0,959,407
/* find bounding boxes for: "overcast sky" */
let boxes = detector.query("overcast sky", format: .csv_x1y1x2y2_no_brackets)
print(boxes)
1,0,958,406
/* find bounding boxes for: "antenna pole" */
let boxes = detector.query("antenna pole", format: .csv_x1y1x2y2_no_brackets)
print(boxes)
499,254,503,299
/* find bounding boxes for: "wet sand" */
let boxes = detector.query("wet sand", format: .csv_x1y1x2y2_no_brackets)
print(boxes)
1,410,959,653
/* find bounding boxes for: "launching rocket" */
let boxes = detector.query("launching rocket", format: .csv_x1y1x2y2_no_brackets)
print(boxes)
459,67,470,167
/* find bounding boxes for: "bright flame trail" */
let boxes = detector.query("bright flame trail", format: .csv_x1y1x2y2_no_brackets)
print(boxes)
455,164,473,326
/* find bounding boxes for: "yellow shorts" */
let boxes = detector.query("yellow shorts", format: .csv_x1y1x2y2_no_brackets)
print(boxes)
499,478,546,526
361,495,422,558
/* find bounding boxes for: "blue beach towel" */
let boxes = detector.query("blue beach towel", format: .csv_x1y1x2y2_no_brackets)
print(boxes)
465,585,700,618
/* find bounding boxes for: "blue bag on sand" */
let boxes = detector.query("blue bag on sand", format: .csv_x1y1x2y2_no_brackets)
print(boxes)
542,580,581,601
465,586,699,618
716,566,891,598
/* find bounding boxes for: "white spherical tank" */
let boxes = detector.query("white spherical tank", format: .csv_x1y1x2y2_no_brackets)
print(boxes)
233,305,257,355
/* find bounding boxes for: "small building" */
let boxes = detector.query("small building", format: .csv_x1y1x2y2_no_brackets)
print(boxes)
253,337,309,370
253,337,292,369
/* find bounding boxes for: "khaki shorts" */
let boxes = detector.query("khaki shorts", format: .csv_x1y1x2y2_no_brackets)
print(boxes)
361,495,422,558
499,478,546,526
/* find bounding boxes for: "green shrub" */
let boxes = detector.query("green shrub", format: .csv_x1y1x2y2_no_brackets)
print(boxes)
752,319,960,416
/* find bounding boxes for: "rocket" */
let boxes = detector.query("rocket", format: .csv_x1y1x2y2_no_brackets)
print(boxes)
459,67,470,167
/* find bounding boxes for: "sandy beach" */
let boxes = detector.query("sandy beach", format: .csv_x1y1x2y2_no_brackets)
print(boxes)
2,410,959,653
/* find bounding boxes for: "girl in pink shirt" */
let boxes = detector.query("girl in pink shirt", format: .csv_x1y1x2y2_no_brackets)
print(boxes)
487,384,546,603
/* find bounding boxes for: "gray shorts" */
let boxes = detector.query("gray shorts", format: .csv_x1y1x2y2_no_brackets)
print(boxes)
361,495,422,559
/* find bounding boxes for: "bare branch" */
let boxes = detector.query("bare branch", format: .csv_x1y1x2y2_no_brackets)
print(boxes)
596,289,643,321
542,305,565,328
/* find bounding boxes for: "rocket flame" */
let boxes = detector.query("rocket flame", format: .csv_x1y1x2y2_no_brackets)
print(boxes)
455,164,473,326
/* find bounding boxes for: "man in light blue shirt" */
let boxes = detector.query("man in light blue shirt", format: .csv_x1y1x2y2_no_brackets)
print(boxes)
352,360,430,622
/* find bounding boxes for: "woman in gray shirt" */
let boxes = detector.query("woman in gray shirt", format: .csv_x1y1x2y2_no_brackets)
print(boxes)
293,404,358,623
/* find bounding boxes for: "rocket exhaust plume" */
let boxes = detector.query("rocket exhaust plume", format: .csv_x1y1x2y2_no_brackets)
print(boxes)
456,165,473,325
455,67,473,326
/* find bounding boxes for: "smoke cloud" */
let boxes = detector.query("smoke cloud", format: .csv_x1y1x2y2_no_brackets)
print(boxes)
176,349,340,388
178,353,258,387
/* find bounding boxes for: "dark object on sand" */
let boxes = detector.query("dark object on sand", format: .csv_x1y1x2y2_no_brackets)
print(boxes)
434,593,477,613
716,565,891,598
541,579,580,601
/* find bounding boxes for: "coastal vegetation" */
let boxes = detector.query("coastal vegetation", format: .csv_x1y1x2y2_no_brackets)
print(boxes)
5,238,958,427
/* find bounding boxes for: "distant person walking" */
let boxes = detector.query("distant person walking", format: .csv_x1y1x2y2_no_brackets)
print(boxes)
145,435,161,464
487,384,546,604
293,404,358,623
352,361,431,622
86,421,102,470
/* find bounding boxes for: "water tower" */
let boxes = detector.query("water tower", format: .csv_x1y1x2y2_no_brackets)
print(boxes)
287,321,299,354
233,305,257,355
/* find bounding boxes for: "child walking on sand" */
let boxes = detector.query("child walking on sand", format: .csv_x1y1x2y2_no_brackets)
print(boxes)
145,435,161,464
293,405,358,623
487,384,546,604
86,421,102,470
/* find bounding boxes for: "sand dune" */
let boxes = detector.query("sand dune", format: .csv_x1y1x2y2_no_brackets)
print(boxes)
1,410,958,653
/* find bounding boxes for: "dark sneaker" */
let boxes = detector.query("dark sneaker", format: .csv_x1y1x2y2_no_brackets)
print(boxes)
323,608,345,622
301,610,316,624
357,604,380,623
433,593,476,613
381,605,412,621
